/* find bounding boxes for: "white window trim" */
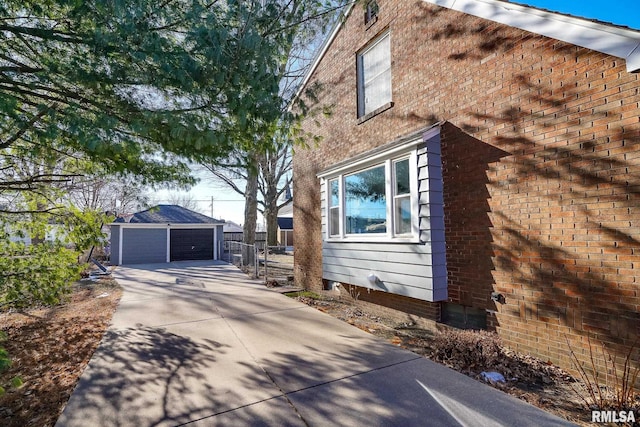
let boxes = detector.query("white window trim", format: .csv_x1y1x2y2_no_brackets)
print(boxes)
392,156,417,237
322,147,420,243
328,178,342,238
166,228,171,262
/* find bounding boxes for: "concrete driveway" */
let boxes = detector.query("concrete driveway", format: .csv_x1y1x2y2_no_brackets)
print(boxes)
56,261,575,426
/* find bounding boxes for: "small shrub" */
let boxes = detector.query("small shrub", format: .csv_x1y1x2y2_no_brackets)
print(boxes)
0,346,9,372
0,332,23,396
566,336,639,412
0,331,9,372
284,291,322,299
10,376,23,388
431,329,504,374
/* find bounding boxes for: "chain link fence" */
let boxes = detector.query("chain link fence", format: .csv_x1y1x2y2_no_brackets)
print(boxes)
223,242,293,284
225,241,259,276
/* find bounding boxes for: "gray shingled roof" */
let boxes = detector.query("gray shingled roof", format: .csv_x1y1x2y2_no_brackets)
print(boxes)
114,205,224,224
277,217,293,230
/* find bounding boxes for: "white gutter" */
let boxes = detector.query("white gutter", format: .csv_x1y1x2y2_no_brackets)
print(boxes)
118,225,123,266
166,228,171,263
108,223,222,228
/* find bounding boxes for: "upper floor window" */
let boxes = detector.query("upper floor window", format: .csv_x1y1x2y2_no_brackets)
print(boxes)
357,31,391,118
364,1,379,26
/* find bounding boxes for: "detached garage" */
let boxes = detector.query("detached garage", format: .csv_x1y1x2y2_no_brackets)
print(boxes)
110,205,225,265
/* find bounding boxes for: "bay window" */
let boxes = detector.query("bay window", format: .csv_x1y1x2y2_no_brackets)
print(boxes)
317,126,447,302
324,149,418,241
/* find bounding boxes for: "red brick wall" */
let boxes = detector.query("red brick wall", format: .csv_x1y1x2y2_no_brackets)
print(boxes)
294,0,640,376
337,283,440,328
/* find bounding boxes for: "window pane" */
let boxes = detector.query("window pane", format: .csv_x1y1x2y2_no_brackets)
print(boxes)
330,207,340,236
395,158,410,195
363,33,390,79
395,195,411,234
345,165,387,234
330,179,339,206
365,1,379,24
364,69,391,114
360,33,391,115
329,179,340,236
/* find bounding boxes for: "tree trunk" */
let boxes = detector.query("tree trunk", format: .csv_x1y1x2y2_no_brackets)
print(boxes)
265,205,278,247
242,166,258,266
258,149,283,247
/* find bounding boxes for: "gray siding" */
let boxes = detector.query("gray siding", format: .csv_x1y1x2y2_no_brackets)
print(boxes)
110,225,120,265
121,228,167,265
321,131,447,302
216,225,224,259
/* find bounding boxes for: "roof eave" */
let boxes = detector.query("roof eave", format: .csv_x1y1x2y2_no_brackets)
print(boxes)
292,0,640,103
289,2,356,110
423,0,640,72
108,222,223,227
627,45,640,73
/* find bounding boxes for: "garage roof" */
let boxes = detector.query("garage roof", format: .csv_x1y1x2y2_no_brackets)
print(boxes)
114,205,224,224
277,217,293,230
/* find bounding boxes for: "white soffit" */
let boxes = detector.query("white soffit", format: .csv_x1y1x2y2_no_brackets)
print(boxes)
424,0,640,72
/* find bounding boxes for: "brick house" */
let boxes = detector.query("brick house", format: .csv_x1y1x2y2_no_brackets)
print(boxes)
293,0,640,377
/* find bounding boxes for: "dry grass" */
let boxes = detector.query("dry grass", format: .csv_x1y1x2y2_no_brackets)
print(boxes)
0,278,121,427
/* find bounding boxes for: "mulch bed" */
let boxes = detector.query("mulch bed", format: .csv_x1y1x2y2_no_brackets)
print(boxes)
0,279,121,427
292,294,613,426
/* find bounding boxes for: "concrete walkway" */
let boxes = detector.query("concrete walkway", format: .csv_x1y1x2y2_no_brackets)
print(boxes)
56,261,575,427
